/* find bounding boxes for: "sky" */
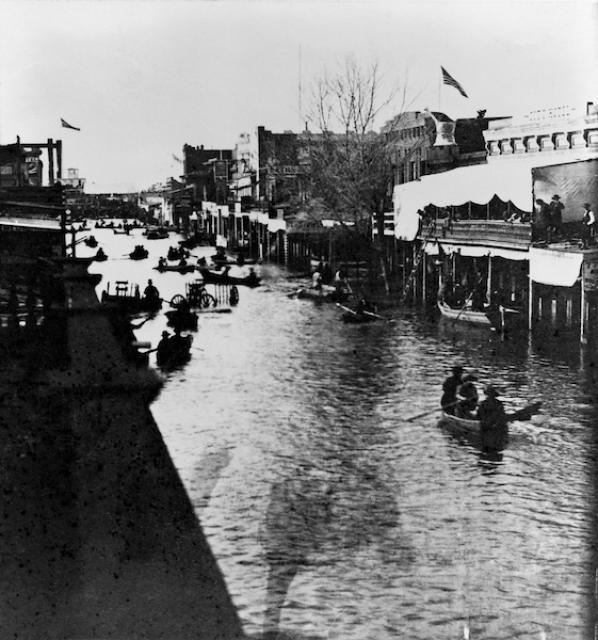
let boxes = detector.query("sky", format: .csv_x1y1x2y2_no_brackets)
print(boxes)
0,0,596,193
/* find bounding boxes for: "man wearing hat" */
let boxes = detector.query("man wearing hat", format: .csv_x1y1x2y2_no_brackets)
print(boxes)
455,374,479,419
440,365,464,415
156,330,171,361
548,194,564,243
581,202,595,248
478,386,508,454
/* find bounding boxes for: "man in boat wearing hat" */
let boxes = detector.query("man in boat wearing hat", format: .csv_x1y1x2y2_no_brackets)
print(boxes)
478,385,508,454
440,365,464,415
157,330,171,361
455,374,479,420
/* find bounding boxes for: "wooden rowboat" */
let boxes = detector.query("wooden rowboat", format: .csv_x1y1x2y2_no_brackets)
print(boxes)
153,264,196,274
437,300,491,325
439,402,543,449
198,267,261,288
156,334,193,368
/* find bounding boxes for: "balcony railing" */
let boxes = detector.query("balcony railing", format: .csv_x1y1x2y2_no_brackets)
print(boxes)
420,219,531,250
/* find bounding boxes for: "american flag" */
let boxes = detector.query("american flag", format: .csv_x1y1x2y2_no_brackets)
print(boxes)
441,67,468,98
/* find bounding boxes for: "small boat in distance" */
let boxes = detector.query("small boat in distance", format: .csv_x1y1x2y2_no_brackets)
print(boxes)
437,300,491,325
129,245,149,260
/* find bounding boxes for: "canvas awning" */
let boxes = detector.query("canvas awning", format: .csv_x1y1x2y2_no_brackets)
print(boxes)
529,247,583,287
424,242,528,261
394,154,594,241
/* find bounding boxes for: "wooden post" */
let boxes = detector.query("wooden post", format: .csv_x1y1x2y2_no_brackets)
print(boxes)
412,243,417,303
580,277,586,343
486,254,492,303
47,138,54,185
528,276,533,330
56,140,62,180
422,250,427,304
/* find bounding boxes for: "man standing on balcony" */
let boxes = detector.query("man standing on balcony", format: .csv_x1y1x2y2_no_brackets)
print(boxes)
534,198,550,243
581,203,596,248
549,194,564,242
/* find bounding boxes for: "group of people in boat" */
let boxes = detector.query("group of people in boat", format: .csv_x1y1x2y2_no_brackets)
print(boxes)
441,365,508,452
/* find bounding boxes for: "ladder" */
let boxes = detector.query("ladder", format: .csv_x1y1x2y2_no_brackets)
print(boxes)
401,224,437,302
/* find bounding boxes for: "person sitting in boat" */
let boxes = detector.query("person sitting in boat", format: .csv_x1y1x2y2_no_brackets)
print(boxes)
455,374,479,420
333,269,349,293
178,256,188,268
212,246,228,267
95,247,107,260
158,256,167,269
157,330,171,360
478,385,508,454
246,267,259,286
143,279,160,302
440,365,464,415
311,269,323,291
169,328,188,354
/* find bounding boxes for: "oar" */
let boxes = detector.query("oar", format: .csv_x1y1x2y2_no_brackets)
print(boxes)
405,399,462,422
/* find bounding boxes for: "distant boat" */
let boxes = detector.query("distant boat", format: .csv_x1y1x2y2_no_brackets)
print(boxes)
198,267,261,288
144,226,169,240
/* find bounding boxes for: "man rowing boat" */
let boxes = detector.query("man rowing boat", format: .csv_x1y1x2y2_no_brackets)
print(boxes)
478,385,508,453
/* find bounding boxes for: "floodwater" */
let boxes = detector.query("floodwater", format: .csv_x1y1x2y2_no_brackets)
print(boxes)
81,225,597,640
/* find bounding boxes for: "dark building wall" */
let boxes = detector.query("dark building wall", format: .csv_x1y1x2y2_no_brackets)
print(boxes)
257,127,308,210
183,144,232,205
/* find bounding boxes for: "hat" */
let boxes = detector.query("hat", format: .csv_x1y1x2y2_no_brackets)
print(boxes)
484,385,499,397
552,195,560,200
161,331,169,337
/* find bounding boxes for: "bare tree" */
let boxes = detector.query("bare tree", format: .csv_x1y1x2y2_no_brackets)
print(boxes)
304,57,423,290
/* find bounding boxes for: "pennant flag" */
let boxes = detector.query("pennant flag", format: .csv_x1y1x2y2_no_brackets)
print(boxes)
60,118,80,131
172,154,183,163
441,67,468,98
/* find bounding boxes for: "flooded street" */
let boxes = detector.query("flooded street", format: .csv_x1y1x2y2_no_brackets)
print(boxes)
84,227,597,640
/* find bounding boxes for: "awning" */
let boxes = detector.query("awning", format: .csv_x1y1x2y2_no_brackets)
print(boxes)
424,242,529,261
268,219,286,233
529,247,583,286
393,154,595,241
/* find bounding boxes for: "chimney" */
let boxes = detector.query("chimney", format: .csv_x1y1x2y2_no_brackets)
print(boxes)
587,102,595,116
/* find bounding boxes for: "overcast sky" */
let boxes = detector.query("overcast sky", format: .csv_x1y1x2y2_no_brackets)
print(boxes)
1,0,596,193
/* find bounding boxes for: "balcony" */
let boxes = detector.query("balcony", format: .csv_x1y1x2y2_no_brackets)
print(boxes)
420,219,531,251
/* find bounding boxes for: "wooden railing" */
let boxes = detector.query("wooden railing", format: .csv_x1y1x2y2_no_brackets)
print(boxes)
420,219,531,250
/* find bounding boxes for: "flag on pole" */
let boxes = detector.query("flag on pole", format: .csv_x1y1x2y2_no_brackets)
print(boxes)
60,118,81,131
172,154,183,163
440,67,468,98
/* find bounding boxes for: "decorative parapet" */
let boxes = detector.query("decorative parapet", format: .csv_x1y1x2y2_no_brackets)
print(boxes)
512,138,526,154
525,136,540,153
488,140,501,156
500,139,513,155
570,131,586,148
554,132,569,150
539,135,554,152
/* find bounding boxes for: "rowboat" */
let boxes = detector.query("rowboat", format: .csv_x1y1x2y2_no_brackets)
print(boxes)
198,267,261,288
93,250,108,262
129,246,149,260
144,227,169,240
439,401,542,449
289,285,349,303
100,292,162,313
156,334,193,368
165,309,199,331
437,300,491,325
153,264,196,274
337,303,382,323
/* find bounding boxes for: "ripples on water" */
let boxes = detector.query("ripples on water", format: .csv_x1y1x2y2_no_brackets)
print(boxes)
84,227,597,640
